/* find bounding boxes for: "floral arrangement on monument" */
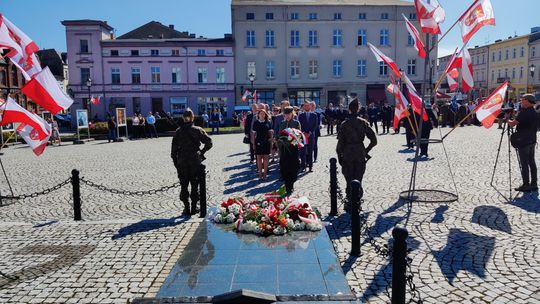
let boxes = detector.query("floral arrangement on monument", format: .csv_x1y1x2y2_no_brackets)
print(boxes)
212,187,322,236
278,128,306,149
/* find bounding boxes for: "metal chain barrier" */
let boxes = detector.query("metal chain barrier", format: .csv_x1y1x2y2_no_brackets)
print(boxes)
406,250,423,304
79,177,180,196
1,177,72,200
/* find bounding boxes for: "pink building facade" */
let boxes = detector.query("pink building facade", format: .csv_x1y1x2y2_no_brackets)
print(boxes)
62,20,235,122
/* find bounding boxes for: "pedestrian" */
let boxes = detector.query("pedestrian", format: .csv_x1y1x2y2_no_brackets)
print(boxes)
404,106,414,149
171,108,213,215
312,101,321,162
252,108,273,180
381,102,393,134
107,115,116,143
146,112,158,138
211,109,222,134
298,101,318,172
419,110,434,158
51,118,61,145
138,113,147,138
325,103,335,135
336,98,377,212
244,104,258,162
508,94,538,192
202,112,209,128
132,114,140,139
278,106,301,195
367,103,380,134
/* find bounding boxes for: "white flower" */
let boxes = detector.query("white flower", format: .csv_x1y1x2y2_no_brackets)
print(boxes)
217,206,226,214
228,204,241,215
273,226,285,235
262,201,269,208
225,213,236,223
214,214,223,223
287,219,294,229
293,221,305,231
307,222,322,231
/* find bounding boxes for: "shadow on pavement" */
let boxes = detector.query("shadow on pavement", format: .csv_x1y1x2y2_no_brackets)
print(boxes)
431,205,449,223
111,216,190,240
471,205,512,234
508,192,540,214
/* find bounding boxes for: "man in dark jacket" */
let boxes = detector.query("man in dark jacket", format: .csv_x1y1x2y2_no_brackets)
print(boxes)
171,109,213,215
244,104,258,162
298,101,318,172
381,102,393,134
367,103,380,134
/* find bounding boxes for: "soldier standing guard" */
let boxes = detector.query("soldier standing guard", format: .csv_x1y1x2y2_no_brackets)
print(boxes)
171,109,213,216
336,99,377,212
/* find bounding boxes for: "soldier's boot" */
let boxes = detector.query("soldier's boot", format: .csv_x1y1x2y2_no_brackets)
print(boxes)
190,201,200,215
181,201,191,216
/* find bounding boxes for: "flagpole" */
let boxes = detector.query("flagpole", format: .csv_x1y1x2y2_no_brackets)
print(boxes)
441,111,475,140
0,130,16,151
433,44,469,95
406,111,418,137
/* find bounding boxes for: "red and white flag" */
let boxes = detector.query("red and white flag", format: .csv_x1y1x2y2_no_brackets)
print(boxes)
21,67,74,115
403,14,426,59
401,73,428,121
386,83,410,130
446,69,459,91
445,47,474,92
459,0,495,43
367,43,401,78
17,122,51,156
0,15,40,73
474,81,508,128
414,0,446,35
0,97,51,140
241,90,251,102
90,95,101,105
10,52,42,80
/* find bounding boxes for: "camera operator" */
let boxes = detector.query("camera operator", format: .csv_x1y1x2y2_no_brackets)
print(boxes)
508,94,538,192
171,108,213,215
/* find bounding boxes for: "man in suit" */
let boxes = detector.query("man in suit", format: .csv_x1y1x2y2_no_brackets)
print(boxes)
244,104,258,162
298,101,318,172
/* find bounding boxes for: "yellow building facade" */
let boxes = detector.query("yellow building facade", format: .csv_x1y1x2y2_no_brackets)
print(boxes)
488,35,529,99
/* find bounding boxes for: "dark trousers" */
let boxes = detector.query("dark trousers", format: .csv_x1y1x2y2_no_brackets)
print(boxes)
327,123,334,135
280,146,299,194
108,129,116,142
420,128,431,156
178,164,200,210
342,159,366,210
313,135,319,162
249,141,255,161
518,144,537,186
148,124,158,138
300,137,315,170
405,128,413,148
369,120,379,133
211,122,220,134
382,119,391,133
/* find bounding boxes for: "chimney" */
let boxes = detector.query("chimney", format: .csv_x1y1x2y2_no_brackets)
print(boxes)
169,24,174,30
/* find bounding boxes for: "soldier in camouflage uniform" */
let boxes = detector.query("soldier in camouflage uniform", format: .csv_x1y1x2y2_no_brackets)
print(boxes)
171,109,213,216
336,99,377,212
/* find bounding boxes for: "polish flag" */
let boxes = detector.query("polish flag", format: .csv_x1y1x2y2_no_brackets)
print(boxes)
443,48,460,91
0,97,51,140
9,52,42,80
401,73,428,121
0,14,39,68
414,0,446,35
446,69,459,92
386,83,410,130
90,95,101,105
367,43,401,78
403,15,426,59
17,122,51,156
241,90,251,102
460,47,474,92
474,81,508,128
21,67,74,115
459,0,495,43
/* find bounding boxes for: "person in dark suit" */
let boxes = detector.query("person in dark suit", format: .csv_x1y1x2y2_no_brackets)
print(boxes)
313,102,322,162
381,102,393,134
244,104,258,162
298,101,318,172
325,103,335,135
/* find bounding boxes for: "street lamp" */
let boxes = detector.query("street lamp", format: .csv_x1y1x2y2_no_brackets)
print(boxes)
529,64,535,94
248,73,255,104
85,77,92,119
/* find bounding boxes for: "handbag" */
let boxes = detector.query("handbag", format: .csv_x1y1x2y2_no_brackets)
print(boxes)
243,135,250,144
510,132,528,149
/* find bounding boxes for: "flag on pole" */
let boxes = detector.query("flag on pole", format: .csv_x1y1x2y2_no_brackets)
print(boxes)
21,67,74,115
241,90,251,102
403,14,426,59
401,73,428,121
414,0,446,35
459,0,495,43
367,43,401,78
0,14,39,66
90,95,101,105
474,81,508,128
446,69,459,92
17,122,51,156
253,90,258,103
0,97,51,140
386,83,410,130
460,47,474,92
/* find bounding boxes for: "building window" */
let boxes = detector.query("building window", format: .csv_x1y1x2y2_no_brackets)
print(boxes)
290,60,300,78
521,47,524,57
498,69,501,78
492,52,495,62
131,50,139,56
512,67,516,79
309,60,318,78
290,30,300,47
172,49,180,56
131,67,141,84
407,33,414,46
491,70,494,81
532,46,536,57
197,49,206,56
358,13,366,20
309,13,318,20
333,60,342,77
381,13,389,20
266,61,275,79
482,54,485,63
266,13,274,20
498,50,501,61
110,68,120,84
79,39,89,53
172,67,181,84
505,49,509,60
80,68,90,83
520,66,524,78
512,48,516,59
197,67,208,83
334,13,342,20
380,29,389,46
247,61,256,79
357,29,366,46
246,13,254,20
407,59,416,75
216,49,224,56
151,67,161,83
133,97,141,113
216,67,225,83
265,30,275,47
246,31,256,47
290,12,299,20
504,68,508,78
110,50,119,56
151,49,159,56
409,13,416,20
308,30,318,47
379,62,388,76
333,29,343,47
357,59,366,76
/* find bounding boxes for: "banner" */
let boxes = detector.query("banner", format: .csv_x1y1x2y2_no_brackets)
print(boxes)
76,109,89,129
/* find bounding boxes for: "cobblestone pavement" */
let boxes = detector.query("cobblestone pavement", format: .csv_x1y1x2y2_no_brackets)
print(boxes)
0,125,538,303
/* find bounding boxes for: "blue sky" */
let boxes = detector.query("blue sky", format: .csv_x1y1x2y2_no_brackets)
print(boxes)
1,0,539,57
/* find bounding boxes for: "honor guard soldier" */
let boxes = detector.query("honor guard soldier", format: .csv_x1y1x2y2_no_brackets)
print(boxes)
336,99,377,212
171,109,213,215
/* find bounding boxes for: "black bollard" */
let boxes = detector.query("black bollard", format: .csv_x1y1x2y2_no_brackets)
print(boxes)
329,158,338,216
199,164,207,218
392,227,408,304
71,169,82,221
350,180,361,256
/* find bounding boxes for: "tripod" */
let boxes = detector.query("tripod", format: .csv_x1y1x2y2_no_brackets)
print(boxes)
489,120,521,202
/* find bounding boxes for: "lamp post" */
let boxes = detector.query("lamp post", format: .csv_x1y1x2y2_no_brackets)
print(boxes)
529,64,536,94
85,77,92,119
248,73,255,104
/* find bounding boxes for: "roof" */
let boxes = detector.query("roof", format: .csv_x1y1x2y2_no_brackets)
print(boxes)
232,0,412,6
61,19,113,31
36,49,66,80
117,21,193,40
